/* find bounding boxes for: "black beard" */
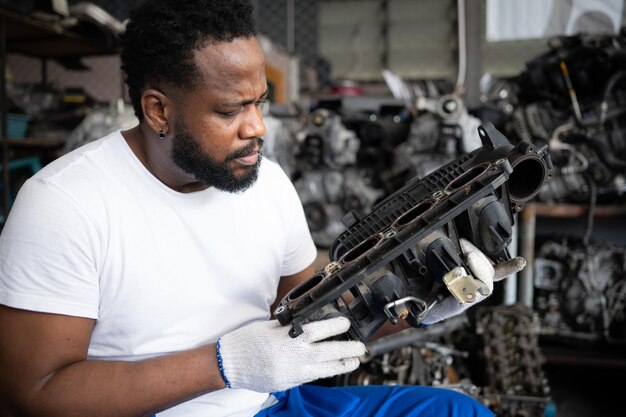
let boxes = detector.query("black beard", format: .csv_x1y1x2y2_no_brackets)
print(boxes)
170,121,263,193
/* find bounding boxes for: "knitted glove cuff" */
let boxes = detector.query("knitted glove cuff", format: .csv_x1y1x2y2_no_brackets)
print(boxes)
216,338,232,389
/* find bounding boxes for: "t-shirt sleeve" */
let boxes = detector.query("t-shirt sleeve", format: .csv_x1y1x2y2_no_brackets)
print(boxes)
277,169,317,277
0,178,101,318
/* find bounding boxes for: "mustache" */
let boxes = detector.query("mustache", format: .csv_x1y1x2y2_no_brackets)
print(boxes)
228,137,264,160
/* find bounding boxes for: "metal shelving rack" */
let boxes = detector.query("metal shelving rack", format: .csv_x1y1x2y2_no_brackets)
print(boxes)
0,6,119,221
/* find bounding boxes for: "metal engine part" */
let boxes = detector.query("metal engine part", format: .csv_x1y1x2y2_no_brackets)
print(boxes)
275,123,552,341
490,33,626,204
292,108,384,247
344,339,475,391
260,114,298,179
294,169,384,248
346,314,473,387
392,114,463,183
474,304,553,417
335,305,553,417
534,237,626,342
294,108,360,170
386,71,483,187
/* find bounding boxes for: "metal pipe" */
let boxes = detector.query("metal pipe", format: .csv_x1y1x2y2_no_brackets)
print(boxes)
518,205,536,307
504,213,519,305
363,314,468,360
455,0,467,90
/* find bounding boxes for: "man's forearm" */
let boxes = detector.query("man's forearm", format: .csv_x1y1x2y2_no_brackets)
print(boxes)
6,344,225,417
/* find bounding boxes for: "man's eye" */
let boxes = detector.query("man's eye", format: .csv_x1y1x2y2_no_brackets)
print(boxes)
218,108,242,117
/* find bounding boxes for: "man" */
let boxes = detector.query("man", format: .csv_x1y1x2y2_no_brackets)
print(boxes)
0,1,519,416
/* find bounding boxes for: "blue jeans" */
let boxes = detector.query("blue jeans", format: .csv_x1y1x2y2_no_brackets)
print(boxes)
254,385,493,417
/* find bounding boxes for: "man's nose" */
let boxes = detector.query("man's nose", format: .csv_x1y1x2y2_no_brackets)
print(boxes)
239,104,266,139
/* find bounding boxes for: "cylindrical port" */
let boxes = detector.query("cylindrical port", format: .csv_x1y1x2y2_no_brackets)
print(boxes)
508,156,546,202
286,272,325,301
340,234,384,264
392,200,435,229
274,304,292,324
445,163,490,193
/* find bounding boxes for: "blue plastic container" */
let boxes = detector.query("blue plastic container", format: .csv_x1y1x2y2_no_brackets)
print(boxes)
1,113,32,138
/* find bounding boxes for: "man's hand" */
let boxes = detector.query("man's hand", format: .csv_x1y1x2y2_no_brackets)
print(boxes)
421,238,526,325
217,316,365,393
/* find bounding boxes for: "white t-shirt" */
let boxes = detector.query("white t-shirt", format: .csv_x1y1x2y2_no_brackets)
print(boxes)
0,130,317,417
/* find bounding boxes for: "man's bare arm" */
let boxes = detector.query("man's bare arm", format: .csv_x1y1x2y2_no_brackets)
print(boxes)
0,305,226,417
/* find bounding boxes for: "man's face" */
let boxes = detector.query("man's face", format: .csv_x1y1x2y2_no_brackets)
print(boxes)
171,114,263,193
169,37,268,193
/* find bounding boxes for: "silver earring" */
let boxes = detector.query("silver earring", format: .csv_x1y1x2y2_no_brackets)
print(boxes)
159,129,165,140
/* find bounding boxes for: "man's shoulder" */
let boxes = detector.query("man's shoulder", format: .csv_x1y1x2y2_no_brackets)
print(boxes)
34,130,124,183
23,130,128,206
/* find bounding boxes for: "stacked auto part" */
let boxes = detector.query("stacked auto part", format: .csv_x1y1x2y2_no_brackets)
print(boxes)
491,32,626,204
534,236,626,343
334,305,553,417
290,76,487,249
291,108,384,247
383,73,483,187
275,123,552,341
473,304,552,417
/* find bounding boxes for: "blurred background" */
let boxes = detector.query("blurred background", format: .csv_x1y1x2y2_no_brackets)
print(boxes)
1,1,626,416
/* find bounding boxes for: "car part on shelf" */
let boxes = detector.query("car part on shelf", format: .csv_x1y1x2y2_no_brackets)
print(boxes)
473,304,553,417
260,114,298,179
294,108,360,170
294,169,383,248
275,122,552,341
384,70,483,189
487,32,626,204
336,304,553,417
534,236,626,343
291,108,382,247
362,314,469,360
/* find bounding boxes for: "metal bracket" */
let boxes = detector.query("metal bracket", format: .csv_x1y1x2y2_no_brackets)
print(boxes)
443,266,481,304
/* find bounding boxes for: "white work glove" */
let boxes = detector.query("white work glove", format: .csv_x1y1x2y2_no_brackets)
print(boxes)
421,238,526,325
217,316,366,393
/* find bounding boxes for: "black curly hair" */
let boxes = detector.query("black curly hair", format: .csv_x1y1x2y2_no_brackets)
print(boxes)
120,0,257,121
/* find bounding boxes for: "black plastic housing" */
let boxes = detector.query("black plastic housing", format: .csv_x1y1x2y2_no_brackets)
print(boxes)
274,123,552,341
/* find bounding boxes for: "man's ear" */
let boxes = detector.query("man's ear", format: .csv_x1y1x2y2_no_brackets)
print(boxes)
141,88,172,135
